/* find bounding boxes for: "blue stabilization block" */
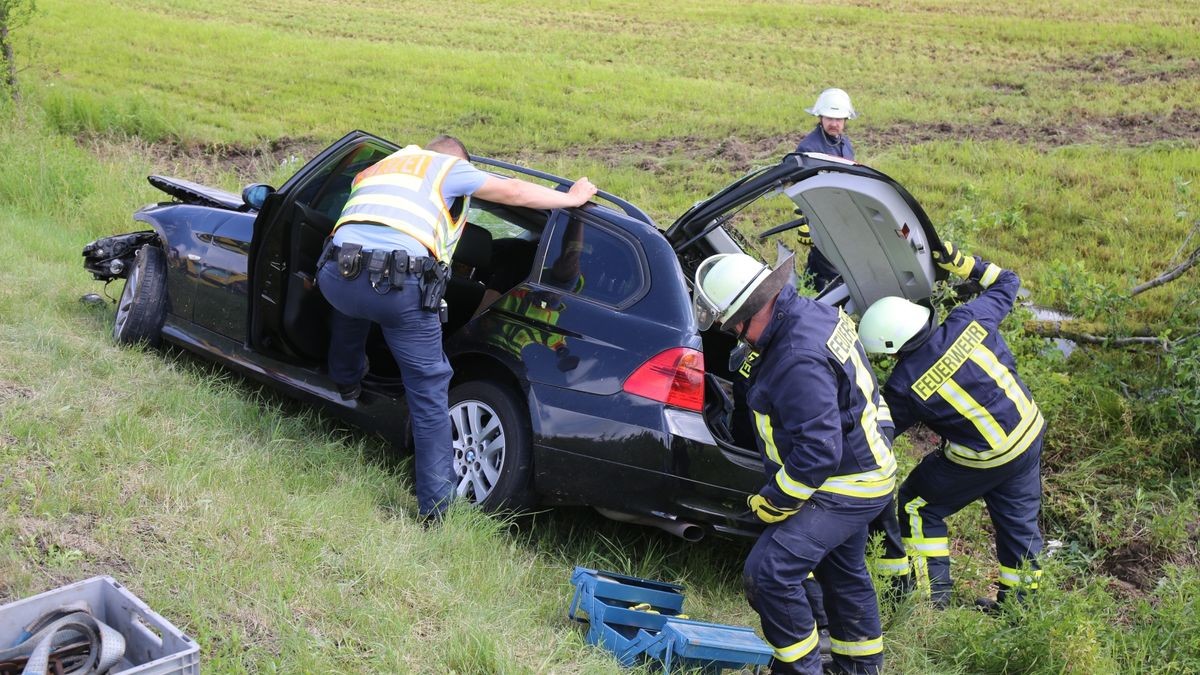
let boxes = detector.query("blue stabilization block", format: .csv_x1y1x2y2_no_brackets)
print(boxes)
568,566,774,673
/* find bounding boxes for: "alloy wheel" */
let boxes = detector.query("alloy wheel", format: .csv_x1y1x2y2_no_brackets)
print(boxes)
451,398,506,503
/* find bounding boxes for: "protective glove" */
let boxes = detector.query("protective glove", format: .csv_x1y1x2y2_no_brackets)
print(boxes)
933,241,975,278
747,493,799,524
797,222,813,247
794,210,812,246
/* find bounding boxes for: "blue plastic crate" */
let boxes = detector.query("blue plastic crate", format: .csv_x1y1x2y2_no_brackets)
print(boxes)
568,567,773,673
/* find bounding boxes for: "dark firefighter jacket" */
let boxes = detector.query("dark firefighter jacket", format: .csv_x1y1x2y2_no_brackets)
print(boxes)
882,257,1043,469
745,285,896,509
795,124,855,160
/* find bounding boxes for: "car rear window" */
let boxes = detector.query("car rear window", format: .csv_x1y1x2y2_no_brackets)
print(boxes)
541,216,644,306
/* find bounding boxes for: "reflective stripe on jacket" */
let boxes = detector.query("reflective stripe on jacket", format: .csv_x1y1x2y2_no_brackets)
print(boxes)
746,285,896,507
883,258,1042,469
333,146,469,263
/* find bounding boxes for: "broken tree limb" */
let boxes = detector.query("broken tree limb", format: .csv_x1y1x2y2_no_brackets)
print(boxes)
1130,245,1200,297
1024,320,1171,349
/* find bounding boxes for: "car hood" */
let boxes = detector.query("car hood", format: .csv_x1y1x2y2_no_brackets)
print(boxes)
665,152,945,313
148,175,248,211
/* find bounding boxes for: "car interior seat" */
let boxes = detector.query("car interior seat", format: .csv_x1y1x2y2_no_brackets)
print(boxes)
445,222,493,332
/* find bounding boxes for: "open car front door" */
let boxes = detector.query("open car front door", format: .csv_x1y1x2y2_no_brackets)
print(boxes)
247,130,398,360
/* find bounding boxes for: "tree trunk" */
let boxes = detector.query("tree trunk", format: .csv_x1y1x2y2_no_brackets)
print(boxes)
0,21,17,103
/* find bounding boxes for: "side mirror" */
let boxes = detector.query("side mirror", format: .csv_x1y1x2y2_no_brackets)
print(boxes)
241,183,275,211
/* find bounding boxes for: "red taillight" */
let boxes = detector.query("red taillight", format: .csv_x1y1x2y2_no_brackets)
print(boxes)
623,348,705,412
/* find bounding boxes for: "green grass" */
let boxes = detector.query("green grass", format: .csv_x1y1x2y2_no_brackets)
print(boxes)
22,0,1200,148
2,1,1199,672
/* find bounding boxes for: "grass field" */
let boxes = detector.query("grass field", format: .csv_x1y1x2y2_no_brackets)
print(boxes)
2,1,1199,673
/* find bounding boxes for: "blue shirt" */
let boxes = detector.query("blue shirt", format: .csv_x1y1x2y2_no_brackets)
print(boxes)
333,157,488,255
795,124,855,160
883,258,1043,469
745,285,895,508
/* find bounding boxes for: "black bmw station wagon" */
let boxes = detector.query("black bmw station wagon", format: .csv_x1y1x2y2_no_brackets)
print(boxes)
83,131,942,540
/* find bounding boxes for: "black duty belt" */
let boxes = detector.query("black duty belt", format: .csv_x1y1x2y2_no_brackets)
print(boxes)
324,243,433,277
317,240,449,315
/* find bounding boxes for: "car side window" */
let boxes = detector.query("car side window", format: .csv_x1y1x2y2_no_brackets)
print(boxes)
541,215,644,306
467,202,549,294
296,143,392,222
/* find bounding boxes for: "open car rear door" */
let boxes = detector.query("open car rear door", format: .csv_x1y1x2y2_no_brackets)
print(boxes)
666,152,946,313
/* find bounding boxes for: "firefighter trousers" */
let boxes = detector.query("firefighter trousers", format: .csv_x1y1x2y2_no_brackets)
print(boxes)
806,492,910,629
743,493,890,675
898,435,1044,605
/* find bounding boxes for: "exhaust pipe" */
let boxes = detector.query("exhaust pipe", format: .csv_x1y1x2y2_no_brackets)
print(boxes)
595,508,705,542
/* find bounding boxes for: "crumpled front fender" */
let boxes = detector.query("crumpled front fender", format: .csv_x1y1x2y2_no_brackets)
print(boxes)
81,231,160,281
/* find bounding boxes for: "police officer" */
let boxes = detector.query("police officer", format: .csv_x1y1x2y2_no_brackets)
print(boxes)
857,244,1044,610
795,87,858,293
693,253,894,675
318,135,596,521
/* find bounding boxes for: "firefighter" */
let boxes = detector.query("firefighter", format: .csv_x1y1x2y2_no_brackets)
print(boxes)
694,252,894,675
857,243,1044,610
795,87,858,292
730,350,909,657
318,135,595,522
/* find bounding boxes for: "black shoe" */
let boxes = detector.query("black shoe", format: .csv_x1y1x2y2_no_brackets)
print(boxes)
818,628,831,655
975,597,1001,616
418,510,444,530
336,381,362,401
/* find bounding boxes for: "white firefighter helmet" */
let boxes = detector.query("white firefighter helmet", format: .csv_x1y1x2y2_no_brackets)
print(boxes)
858,296,931,354
806,88,858,120
693,253,795,331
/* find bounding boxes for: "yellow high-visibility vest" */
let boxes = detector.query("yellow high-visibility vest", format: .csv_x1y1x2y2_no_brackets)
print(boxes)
333,146,469,263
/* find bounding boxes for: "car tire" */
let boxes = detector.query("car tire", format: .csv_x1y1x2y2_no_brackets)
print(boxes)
113,244,168,347
449,380,534,511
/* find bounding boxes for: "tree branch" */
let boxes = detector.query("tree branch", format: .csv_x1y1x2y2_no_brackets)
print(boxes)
1024,320,1171,349
1131,245,1200,297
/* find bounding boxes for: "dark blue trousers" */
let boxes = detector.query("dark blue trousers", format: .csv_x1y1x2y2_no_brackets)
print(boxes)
319,261,454,517
743,493,889,675
804,248,840,292
805,493,908,628
898,437,1044,604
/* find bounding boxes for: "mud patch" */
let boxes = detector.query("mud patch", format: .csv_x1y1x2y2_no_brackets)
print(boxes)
0,380,33,407
865,109,1200,149
1099,531,1199,597
1057,50,1200,87
898,425,942,460
81,134,324,187
532,111,1198,176
12,514,133,580
81,106,1199,192
1100,539,1159,592
515,133,794,175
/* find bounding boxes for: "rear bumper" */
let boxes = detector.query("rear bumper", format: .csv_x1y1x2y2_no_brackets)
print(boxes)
528,384,766,537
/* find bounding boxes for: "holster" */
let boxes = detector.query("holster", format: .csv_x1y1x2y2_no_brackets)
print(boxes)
417,258,450,313
337,243,364,280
